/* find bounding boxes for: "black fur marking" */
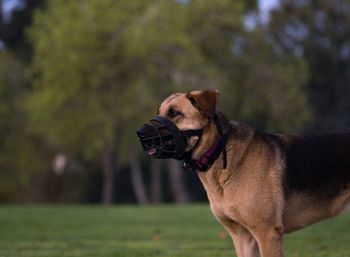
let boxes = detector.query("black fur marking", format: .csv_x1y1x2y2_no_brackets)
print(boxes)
281,129,350,200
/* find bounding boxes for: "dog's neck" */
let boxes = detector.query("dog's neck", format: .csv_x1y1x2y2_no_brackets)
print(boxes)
191,111,230,161
196,120,256,199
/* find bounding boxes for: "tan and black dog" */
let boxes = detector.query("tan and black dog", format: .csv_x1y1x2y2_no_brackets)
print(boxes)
137,89,350,257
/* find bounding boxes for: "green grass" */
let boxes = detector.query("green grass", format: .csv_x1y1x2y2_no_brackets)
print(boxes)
0,205,349,257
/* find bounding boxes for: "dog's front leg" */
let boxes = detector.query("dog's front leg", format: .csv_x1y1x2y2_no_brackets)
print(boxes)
252,228,284,257
220,218,260,257
230,229,260,257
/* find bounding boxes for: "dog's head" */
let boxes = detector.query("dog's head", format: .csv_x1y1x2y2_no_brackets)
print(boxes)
137,89,219,160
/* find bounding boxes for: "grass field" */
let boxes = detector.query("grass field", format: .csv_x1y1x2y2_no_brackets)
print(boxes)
0,205,349,257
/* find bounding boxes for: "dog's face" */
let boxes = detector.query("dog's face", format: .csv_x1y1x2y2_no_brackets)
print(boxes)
137,89,219,158
159,90,219,151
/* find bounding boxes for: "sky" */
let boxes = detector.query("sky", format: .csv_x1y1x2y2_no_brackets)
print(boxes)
259,0,280,23
2,0,23,21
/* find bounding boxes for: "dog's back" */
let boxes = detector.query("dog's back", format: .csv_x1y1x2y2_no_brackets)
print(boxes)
279,130,350,199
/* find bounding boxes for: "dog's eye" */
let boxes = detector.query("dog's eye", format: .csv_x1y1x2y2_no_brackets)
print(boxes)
168,109,181,118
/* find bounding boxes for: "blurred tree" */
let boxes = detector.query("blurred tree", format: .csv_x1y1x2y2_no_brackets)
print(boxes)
221,28,312,132
0,51,52,202
269,0,350,128
0,51,25,201
27,0,146,204
0,0,71,203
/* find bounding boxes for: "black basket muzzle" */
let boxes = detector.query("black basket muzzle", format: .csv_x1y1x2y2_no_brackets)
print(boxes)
136,116,203,160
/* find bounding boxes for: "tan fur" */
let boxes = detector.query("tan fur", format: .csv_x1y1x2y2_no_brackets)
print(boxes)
156,90,350,257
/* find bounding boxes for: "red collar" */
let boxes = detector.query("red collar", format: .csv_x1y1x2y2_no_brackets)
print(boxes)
183,133,228,172
195,137,221,170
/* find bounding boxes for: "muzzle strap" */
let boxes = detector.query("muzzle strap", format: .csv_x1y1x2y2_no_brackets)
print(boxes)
213,112,228,169
183,112,229,172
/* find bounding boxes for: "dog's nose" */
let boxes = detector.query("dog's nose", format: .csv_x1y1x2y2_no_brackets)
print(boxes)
137,124,154,138
137,123,160,154
136,127,146,139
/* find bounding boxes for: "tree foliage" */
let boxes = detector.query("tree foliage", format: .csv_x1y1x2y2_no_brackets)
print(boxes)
269,0,350,128
221,28,312,132
0,51,52,202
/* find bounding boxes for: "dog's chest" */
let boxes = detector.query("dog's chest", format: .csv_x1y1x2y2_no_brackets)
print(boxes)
207,190,259,229
198,165,285,228
203,181,255,226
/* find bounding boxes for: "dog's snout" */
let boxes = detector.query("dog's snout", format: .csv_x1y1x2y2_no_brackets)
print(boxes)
137,123,157,139
136,127,146,138
136,116,189,159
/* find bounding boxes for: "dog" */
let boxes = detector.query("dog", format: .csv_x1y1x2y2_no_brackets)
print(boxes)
136,89,350,257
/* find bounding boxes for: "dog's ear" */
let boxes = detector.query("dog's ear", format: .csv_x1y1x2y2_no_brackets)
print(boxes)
186,89,219,117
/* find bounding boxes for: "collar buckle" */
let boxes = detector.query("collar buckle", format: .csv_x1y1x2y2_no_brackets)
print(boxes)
182,161,195,172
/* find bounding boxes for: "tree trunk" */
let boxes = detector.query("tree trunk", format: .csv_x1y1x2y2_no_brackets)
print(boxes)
167,159,190,203
130,149,149,205
150,159,162,203
101,145,117,205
